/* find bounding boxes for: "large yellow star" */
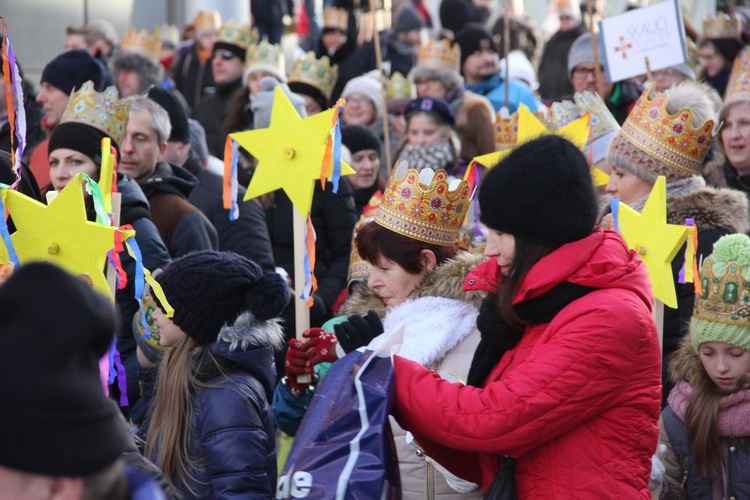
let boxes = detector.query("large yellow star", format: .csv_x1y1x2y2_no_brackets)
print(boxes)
472,104,591,169
3,174,121,299
230,86,355,217
616,176,688,308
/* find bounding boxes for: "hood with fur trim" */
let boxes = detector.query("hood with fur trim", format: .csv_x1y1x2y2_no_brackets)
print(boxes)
667,186,750,234
340,251,487,318
667,336,703,386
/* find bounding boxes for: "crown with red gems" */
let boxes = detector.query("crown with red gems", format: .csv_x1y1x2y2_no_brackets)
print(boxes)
494,110,519,150
288,52,338,99
61,81,130,147
703,13,742,40
348,192,382,284
121,28,162,62
375,161,472,246
417,39,461,74
618,85,715,176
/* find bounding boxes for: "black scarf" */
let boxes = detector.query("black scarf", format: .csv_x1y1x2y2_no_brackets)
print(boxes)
466,281,596,387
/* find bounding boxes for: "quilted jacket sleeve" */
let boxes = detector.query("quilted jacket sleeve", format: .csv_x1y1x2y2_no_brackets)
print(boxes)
394,292,658,459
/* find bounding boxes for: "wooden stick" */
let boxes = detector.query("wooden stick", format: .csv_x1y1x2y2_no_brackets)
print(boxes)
293,208,311,385
585,0,605,98
644,56,653,83
503,0,511,110
373,10,392,176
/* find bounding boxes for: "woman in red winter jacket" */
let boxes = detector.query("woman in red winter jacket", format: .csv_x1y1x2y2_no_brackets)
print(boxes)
392,134,663,499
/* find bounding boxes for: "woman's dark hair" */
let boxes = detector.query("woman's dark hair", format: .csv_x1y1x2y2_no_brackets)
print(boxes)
699,38,744,75
496,235,557,329
356,221,456,274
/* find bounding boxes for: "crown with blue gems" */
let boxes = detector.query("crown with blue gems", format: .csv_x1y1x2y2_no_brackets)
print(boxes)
245,40,285,77
375,161,472,246
217,20,258,50
288,52,338,99
61,81,130,147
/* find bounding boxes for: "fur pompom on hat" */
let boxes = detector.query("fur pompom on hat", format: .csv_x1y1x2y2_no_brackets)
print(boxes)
479,135,598,246
156,251,290,345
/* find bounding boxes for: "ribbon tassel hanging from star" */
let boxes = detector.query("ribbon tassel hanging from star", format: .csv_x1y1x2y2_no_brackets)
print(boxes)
1,18,26,187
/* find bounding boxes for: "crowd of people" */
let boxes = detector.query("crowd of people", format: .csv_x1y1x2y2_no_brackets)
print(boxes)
2,0,750,498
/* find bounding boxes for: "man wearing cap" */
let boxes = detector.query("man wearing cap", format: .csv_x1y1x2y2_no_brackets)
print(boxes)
538,0,587,101
147,86,275,273
568,32,642,124
454,23,541,113
28,49,106,190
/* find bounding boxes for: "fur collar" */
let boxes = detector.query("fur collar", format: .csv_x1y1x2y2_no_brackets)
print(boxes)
667,186,750,234
701,150,729,188
668,336,704,386
217,311,285,352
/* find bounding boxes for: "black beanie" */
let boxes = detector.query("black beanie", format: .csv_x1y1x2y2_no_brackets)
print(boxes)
48,122,113,165
40,49,107,94
395,7,424,34
479,135,597,246
0,262,130,476
341,125,382,155
156,251,291,345
455,23,498,67
288,81,330,111
147,86,190,143
440,0,483,36
405,96,455,127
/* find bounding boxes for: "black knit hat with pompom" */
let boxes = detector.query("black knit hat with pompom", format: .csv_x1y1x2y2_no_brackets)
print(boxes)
156,251,290,345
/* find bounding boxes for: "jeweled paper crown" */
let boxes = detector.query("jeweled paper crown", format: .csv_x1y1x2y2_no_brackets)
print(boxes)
193,10,221,33
288,52,338,99
694,253,750,327
417,39,461,74
61,81,130,146
728,47,750,97
120,28,162,62
375,161,472,246
494,110,519,150
619,85,715,177
549,91,618,143
386,72,416,100
348,192,382,284
217,21,257,50
246,40,285,75
323,8,349,31
703,13,742,40
724,71,750,106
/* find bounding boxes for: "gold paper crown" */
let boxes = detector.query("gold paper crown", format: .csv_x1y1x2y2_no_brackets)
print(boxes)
724,71,750,106
703,13,742,40
417,39,461,74
386,72,416,100
217,21,257,50
728,47,750,97
246,40,285,76
693,254,750,327
154,24,180,47
193,10,221,33
323,8,349,31
494,111,519,150
348,193,382,284
121,28,162,62
549,91,618,141
375,162,472,246
288,52,338,99
61,81,130,147
619,86,715,176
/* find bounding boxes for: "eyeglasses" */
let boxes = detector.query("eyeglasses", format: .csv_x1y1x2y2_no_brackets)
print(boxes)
214,49,237,61
414,78,440,86
347,96,373,105
572,66,603,79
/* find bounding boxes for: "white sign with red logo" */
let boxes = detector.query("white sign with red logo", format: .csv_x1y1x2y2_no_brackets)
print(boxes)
600,0,688,82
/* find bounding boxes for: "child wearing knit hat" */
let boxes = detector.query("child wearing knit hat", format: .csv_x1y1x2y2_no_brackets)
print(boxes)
659,233,750,498
143,250,290,498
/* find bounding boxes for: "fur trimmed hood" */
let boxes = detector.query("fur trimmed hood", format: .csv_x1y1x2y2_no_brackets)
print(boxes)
702,150,730,188
667,335,702,386
340,251,487,318
667,186,750,234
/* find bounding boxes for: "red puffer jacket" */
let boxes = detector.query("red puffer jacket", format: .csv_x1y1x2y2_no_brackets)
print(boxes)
393,230,661,499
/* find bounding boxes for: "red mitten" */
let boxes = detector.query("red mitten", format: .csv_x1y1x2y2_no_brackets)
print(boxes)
285,337,313,377
303,327,339,365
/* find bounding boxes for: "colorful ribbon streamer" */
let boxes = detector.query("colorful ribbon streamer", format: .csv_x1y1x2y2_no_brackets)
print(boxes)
1,18,25,187
320,98,346,192
299,215,318,306
124,236,174,323
610,198,621,234
0,187,20,266
222,136,240,220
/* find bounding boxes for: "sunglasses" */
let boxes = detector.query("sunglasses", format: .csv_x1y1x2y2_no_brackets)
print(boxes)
215,49,237,61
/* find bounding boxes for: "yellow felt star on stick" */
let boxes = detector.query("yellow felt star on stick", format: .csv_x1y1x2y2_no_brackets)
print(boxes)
615,176,688,308
2,174,124,299
230,86,355,217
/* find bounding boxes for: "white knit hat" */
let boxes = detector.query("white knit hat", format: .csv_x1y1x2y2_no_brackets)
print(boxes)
341,71,383,119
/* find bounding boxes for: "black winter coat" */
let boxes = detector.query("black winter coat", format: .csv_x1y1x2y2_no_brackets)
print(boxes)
192,77,243,160
173,43,215,112
537,24,587,101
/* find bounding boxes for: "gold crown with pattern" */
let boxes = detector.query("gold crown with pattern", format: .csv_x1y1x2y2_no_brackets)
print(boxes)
121,28,162,62
494,110,519,150
375,161,472,246
61,81,130,147
417,39,461,74
619,86,715,177
348,192,382,284
703,13,742,40
323,8,349,32
728,47,750,95
246,40,286,76
193,10,221,33
217,21,257,50
724,71,750,106
386,72,416,100
693,255,750,328
288,52,338,99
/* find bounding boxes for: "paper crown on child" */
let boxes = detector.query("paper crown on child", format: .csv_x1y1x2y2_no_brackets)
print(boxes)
549,91,619,164
245,40,286,81
417,38,461,74
61,81,130,147
691,233,750,352
288,52,339,100
323,8,349,32
348,193,382,285
217,20,257,50
374,161,472,246
702,12,742,40
617,85,715,178
386,72,416,101
193,10,221,34
120,28,162,62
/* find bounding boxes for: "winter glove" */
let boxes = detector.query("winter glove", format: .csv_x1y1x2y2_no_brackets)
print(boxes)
251,76,308,130
333,309,384,353
303,327,339,365
649,444,667,492
285,337,313,378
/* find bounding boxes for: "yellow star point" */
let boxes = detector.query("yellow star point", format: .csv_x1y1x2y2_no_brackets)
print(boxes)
230,86,355,217
616,176,688,308
3,174,121,299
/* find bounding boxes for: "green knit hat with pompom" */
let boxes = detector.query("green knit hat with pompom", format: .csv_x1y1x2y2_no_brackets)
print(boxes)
690,233,750,352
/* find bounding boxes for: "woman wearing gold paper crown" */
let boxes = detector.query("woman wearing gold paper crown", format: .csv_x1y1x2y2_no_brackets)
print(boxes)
284,161,486,498
604,81,750,403
657,234,750,499
388,134,661,498
46,81,171,407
